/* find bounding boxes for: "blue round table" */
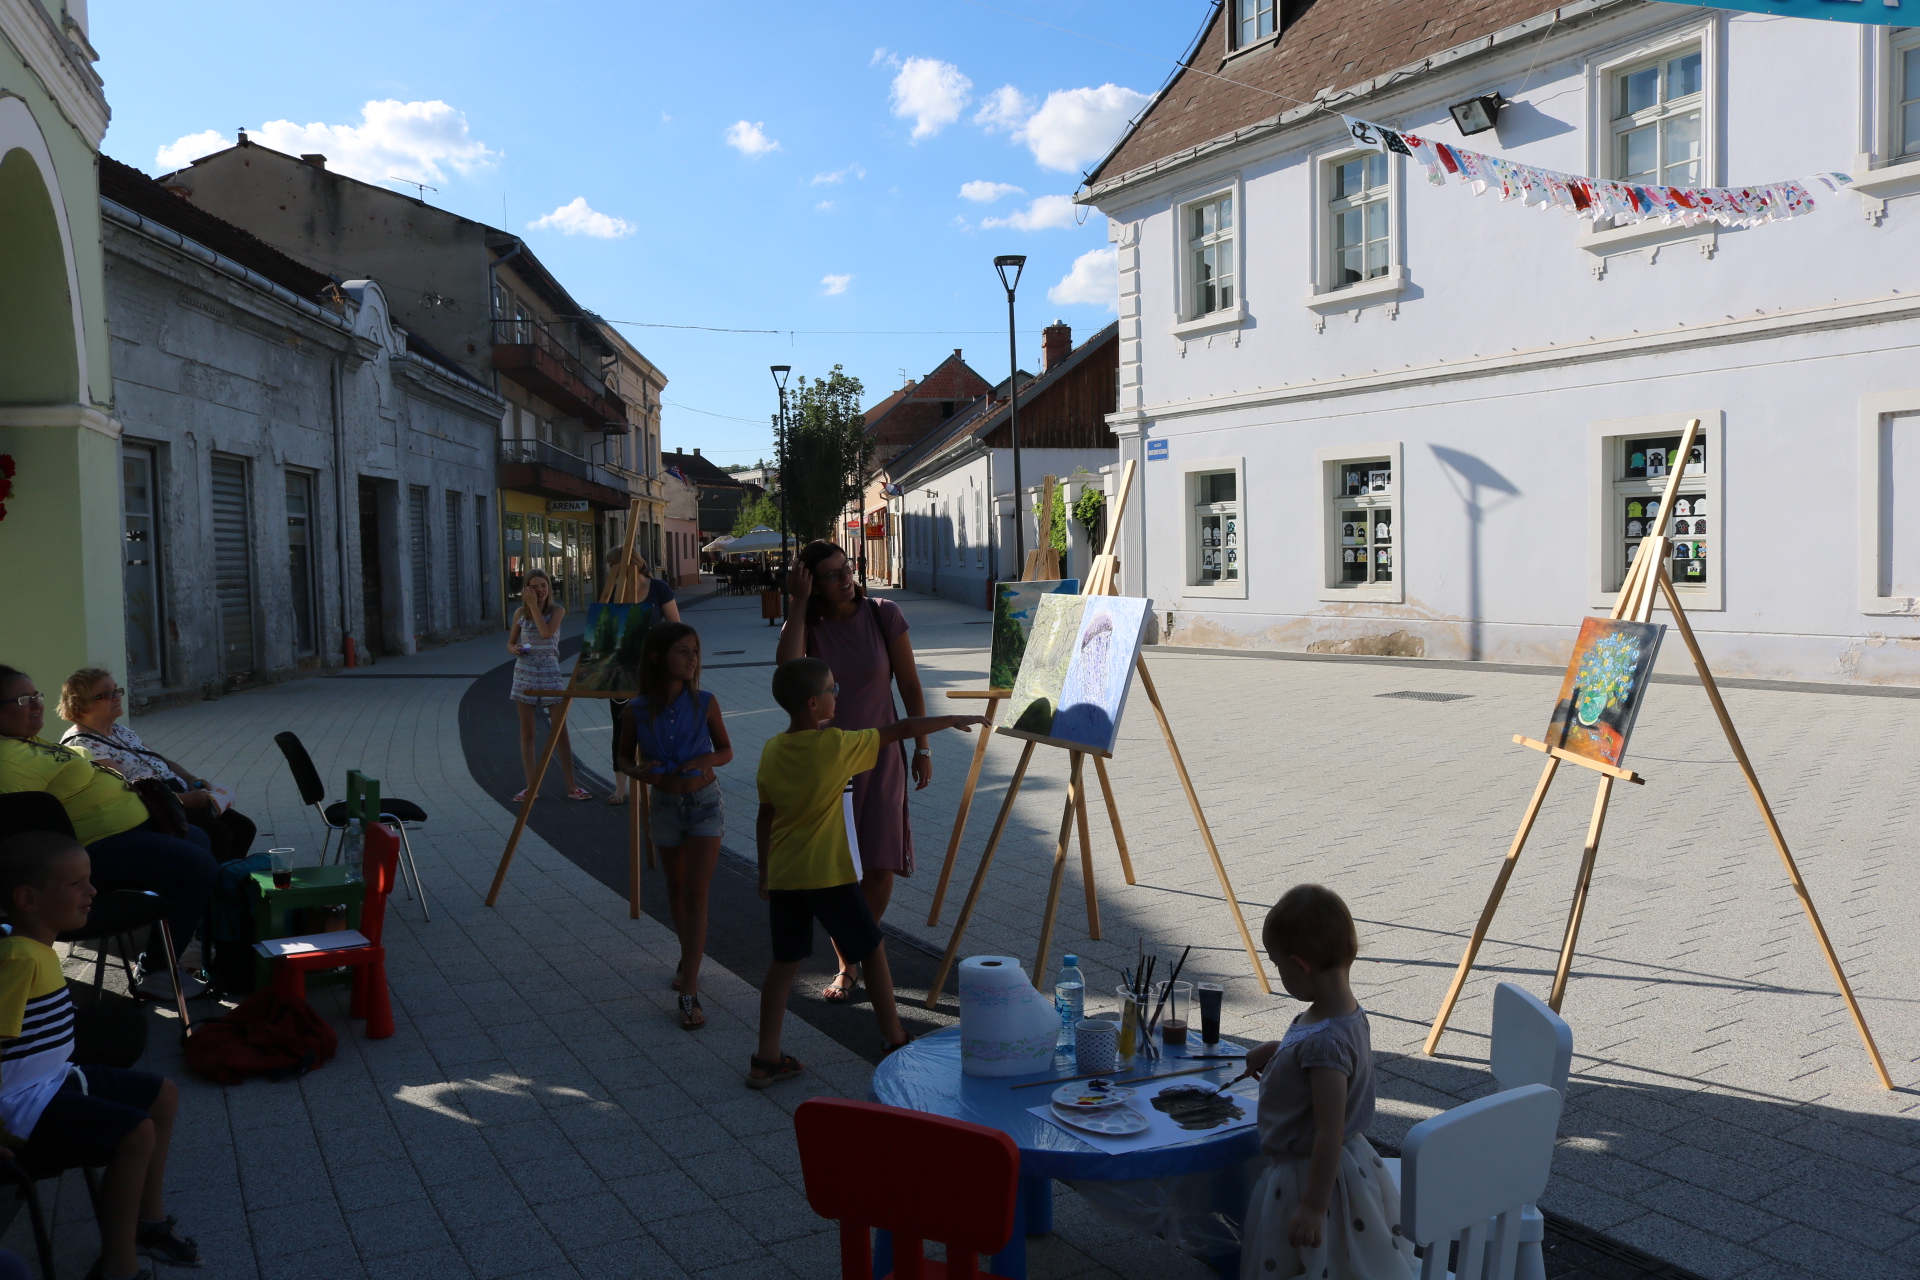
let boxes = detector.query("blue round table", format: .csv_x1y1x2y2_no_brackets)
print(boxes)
871,1026,1260,1279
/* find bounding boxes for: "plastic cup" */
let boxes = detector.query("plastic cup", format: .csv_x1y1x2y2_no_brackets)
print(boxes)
1114,984,1142,1060
1155,981,1193,1045
268,848,295,889
1197,983,1224,1044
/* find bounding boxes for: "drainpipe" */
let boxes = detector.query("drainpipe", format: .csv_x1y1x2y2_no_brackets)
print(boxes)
331,358,352,666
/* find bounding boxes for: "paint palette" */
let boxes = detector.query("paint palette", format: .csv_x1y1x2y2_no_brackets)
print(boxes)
1050,1102,1149,1136
1050,1082,1135,1112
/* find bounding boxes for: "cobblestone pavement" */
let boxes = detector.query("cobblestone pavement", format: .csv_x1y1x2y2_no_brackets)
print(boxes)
12,582,1917,1279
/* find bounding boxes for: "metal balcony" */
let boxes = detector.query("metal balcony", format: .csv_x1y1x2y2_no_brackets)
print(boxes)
497,439,632,508
491,318,629,430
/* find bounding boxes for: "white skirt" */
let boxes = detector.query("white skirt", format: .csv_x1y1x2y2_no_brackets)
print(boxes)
1240,1134,1416,1280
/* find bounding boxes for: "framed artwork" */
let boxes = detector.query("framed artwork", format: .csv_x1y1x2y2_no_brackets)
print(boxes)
571,602,654,695
1003,594,1152,757
989,579,1079,690
1544,617,1666,767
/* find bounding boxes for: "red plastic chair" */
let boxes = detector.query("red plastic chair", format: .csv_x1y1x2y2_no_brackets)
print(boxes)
270,821,396,1039
794,1097,1020,1280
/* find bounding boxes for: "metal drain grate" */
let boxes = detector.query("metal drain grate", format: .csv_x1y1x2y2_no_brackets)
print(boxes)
1375,690,1472,702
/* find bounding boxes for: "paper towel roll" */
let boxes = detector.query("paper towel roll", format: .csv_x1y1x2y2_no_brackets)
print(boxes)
959,955,1059,1077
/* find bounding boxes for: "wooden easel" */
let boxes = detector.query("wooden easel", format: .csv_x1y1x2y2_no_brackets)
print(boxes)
924,460,1272,1008
925,474,1135,930
1423,420,1892,1089
485,499,651,918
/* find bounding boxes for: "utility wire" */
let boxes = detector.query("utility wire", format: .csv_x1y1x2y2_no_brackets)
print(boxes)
603,319,1024,336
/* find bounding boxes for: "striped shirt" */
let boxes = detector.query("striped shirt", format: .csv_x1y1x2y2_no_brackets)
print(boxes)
0,936,76,1145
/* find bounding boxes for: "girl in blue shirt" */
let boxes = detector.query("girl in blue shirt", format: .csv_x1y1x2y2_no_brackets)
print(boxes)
617,622,732,1029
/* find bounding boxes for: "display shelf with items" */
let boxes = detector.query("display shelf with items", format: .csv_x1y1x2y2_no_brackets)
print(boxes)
1336,460,1393,586
1623,434,1706,480
1193,470,1241,584
1625,493,1708,586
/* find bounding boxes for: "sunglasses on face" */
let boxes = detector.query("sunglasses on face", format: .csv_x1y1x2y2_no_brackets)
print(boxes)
93,688,126,702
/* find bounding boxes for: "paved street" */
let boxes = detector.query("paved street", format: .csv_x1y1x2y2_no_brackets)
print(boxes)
13,582,1920,1279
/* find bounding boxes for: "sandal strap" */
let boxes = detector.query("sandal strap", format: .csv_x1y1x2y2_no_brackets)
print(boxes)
750,1053,798,1072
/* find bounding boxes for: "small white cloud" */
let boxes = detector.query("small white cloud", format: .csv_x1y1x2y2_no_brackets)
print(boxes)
815,200,836,212
1016,84,1151,173
812,163,866,185
890,57,972,141
242,100,499,184
725,120,781,157
660,111,673,124
973,85,1034,134
156,128,233,171
528,197,635,239
980,194,1078,231
959,180,1024,203
871,47,898,68
1048,247,1118,310
820,273,853,295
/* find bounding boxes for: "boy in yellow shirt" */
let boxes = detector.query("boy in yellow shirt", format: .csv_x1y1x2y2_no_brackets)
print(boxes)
750,658,986,1088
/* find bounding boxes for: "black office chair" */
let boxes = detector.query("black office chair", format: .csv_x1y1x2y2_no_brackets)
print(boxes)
272,732,431,920
0,793,194,1039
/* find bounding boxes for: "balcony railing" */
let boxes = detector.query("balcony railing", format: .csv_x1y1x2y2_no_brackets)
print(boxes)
498,439,630,494
491,317,629,430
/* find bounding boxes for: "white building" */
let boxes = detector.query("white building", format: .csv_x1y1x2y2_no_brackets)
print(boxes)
1082,0,1920,684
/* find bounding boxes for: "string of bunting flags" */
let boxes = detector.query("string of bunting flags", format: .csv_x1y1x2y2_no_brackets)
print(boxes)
1342,117,1853,230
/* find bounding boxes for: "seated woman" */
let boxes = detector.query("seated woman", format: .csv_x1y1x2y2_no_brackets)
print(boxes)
0,665,215,998
57,667,257,864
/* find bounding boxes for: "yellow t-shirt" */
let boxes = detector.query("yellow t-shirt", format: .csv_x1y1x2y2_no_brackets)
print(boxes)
0,935,76,1146
0,736,149,846
756,727,880,891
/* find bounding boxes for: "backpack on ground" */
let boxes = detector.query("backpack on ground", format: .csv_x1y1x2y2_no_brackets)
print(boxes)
183,989,337,1084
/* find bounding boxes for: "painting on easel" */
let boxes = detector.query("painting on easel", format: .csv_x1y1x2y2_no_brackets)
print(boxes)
1005,594,1152,755
1544,617,1665,767
572,602,655,695
990,579,1079,689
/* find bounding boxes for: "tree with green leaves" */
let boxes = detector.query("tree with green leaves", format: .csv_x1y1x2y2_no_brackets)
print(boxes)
731,492,783,538
778,366,872,543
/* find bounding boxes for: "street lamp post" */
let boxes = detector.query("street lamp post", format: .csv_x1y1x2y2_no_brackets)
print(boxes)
994,255,1027,575
771,365,791,572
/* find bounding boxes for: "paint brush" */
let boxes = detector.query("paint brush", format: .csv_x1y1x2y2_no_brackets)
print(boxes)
1145,944,1192,1042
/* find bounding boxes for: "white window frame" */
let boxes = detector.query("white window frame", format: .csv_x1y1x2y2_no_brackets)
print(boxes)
1606,42,1706,189
1169,174,1245,337
1857,389,1920,616
1588,412,1724,613
1232,0,1278,52
1316,443,1403,605
1305,142,1405,312
1181,456,1248,600
1892,29,1920,164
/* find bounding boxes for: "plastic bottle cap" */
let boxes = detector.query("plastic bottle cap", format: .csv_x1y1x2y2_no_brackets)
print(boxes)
1063,955,1078,966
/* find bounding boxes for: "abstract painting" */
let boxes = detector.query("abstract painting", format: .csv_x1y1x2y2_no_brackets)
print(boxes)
571,602,654,696
1544,617,1666,767
1003,594,1152,756
989,578,1080,690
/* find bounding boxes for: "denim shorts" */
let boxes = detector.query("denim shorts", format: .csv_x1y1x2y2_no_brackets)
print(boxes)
648,781,724,846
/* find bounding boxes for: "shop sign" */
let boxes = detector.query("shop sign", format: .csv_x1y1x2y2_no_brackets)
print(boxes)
865,518,887,539
548,501,591,512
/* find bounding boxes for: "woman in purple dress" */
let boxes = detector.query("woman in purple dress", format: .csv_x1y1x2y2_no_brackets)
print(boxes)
776,540,930,1004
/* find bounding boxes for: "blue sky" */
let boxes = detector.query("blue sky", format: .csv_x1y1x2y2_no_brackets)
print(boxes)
93,0,1210,464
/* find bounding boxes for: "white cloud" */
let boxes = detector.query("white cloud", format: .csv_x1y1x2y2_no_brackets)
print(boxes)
155,129,233,171
815,200,835,212
959,180,1024,203
660,111,673,124
871,47,896,68
724,120,780,157
980,194,1079,231
1048,247,1118,310
527,197,635,239
210,100,500,185
973,85,1034,134
820,273,853,295
1016,84,1151,173
890,57,972,141
812,163,866,185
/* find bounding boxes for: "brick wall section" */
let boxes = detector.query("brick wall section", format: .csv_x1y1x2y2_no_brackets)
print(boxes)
863,351,993,466
1092,0,1557,185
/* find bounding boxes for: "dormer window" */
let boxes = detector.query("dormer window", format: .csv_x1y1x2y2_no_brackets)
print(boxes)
1237,0,1275,47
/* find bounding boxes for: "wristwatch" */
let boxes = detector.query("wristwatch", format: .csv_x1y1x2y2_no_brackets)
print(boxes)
913,747,931,757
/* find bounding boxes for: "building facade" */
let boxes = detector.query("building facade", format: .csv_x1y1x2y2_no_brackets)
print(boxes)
1083,0,1920,684
0,0,121,693
599,324,667,572
662,447,762,546
101,157,503,702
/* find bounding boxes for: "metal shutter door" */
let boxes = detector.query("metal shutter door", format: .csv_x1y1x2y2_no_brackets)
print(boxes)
209,456,255,674
409,486,430,637
445,492,464,626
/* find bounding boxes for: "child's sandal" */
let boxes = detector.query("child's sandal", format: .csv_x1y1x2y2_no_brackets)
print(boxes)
137,1214,200,1267
745,1053,803,1089
883,1036,913,1057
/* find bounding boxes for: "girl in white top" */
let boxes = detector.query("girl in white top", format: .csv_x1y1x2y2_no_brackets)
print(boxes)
1240,885,1414,1280
508,570,588,803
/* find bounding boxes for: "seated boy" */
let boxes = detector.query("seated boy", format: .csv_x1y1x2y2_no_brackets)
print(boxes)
0,832,198,1279
749,658,986,1087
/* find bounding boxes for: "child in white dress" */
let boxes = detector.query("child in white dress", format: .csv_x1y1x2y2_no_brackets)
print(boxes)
1241,885,1415,1280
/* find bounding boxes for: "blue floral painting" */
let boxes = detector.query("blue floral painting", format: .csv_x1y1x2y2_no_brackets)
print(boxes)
1544,617,1666,766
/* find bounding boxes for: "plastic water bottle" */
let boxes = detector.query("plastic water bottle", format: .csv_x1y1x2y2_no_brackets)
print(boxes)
342,818,364,884
1055,955,1085,1049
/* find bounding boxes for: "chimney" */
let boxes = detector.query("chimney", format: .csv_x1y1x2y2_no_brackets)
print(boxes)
1042,320,1071,372
301,154,328,169
693,447,702,456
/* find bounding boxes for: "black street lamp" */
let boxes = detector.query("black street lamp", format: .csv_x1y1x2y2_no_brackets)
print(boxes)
994,254,1027,573
770,365,791,568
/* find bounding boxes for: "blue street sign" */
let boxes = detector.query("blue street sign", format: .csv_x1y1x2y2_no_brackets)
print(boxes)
1663,0,1909,25
1146,439,1169,461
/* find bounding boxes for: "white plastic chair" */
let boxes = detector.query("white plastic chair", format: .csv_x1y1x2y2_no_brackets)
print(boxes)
1402,1084,1562,1280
